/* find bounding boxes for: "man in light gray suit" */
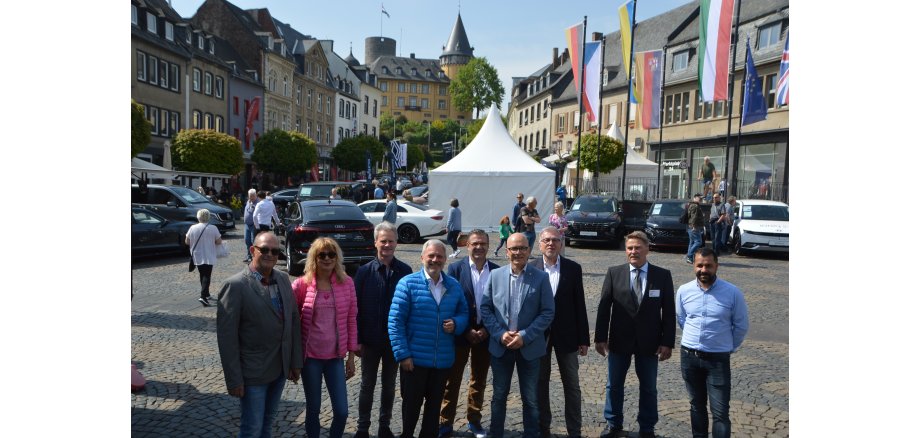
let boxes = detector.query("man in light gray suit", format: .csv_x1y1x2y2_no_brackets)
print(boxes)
217,232,303,438
480,233,555,438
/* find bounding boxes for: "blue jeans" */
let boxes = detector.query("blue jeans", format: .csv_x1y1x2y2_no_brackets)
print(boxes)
523,231,536,251
239,372,286,438
244,223,256,258
604,353,659,432
710,222,725,255
490,350,540,438
303,358,348,438
721,222,732,249
686,228,704,260
680,348,732,438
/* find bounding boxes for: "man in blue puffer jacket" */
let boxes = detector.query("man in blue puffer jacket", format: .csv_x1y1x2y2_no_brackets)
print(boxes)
389,239,469,438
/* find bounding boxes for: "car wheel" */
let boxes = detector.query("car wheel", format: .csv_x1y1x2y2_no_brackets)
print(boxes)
397,224,420,244
610,229,623,250
733,234,746,256
564,237,571,246
287,240,304,276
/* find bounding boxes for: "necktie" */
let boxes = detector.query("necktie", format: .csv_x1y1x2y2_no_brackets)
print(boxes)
633,269,643,306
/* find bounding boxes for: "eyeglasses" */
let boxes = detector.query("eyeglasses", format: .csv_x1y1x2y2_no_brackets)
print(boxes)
540,238,561,244
317,251,337,260
507,246,530,253
255,246,282,256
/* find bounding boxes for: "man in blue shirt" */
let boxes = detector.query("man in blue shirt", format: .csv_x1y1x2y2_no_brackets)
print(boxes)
676,248,749,438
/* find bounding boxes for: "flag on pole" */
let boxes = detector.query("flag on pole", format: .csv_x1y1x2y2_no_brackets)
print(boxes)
565,22,585,105
390,140,401,169
381,4,390,18
634,50,663,130
741,39,767,126
583,41,601,123
399,143,407,167
776,33,789,106
698,0,736,102
618,1,637,104
244,96,261,152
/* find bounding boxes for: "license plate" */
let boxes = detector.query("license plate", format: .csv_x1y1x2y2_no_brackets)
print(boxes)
226,221,234,227
580,231,598,237
770,237,789,246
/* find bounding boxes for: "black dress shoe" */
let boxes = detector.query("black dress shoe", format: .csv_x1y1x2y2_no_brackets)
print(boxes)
378,427,395,438
600,425,627,438
639,432,656,438
353,431,369,438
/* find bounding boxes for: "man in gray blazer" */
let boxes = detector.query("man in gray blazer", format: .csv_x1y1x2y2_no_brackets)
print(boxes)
217,232,303,438
480,233,555,438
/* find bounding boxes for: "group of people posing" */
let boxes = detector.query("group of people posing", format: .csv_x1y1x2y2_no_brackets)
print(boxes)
214,216,748,438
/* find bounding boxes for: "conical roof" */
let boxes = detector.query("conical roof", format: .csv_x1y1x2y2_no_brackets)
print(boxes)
344,48,360,66
441,14,473,57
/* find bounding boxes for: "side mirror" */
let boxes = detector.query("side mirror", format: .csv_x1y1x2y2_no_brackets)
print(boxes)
167,201,178,207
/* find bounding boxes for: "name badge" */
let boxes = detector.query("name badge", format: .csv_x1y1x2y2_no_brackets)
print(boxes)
649,289,661,298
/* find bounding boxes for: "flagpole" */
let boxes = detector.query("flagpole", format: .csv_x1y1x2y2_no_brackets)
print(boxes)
656,44,668,198
574,16,587,197
732,37,749,198
722,0,742,199
594,36,606,194
621,0,637,201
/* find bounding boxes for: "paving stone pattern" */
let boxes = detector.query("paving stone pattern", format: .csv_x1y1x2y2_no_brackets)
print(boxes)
132,230,788,437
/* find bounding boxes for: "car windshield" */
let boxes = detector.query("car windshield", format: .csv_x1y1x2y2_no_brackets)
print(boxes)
409,186,428,196
303,204,367,222
172,187,212,204
740,204,789,221
273,189,297,197
651,202,685,216
570,197,617,213
404,201,430,210
299,185,335,197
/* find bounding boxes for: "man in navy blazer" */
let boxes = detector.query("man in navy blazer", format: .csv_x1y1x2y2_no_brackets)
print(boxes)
529,227,590,438
595,231,676,438
480,233,555,438
439,230,500,438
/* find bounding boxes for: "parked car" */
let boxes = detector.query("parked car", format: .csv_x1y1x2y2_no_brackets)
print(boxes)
619,200,653,234
564,194,624,248
131,184,235,233
357,199,446,243
280,199,376,276
399,185,429,204
396,177,413,191
131,207,196,257
644,199,712,250
269,188,299,214
295,181,355,201
729,199,789,256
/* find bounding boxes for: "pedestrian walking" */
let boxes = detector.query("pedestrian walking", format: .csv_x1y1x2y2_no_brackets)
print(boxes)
186,209,223,306
493,216,512,257
216,232,302,438
685,194,706,264
447,199,462,258
709,194,727,256
243,189,258,262
548,201,569,256
253,191,280,236
677,248,749,438
512,193,525,233
520,197,541,252
595,231,675,438
383,191,398,225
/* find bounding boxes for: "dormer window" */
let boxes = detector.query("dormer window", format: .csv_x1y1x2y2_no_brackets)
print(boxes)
146,12,157,34
411,67,417,76
758,21,783,49
209,39,214,54
426,69,432,77
396,67,403,75
438,71,445,79
131,5,138,26
672,50,690,71
165,22,174,41
382,66,389,74
185,29,191,44
198,35,204,50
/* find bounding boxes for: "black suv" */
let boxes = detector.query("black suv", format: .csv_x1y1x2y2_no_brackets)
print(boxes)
564,194,624,248
131,184,235,233
644,199,711,250
295,181,355,201
281,199,376,276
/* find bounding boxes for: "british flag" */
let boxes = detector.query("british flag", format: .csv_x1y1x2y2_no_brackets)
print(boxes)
776,33,789,106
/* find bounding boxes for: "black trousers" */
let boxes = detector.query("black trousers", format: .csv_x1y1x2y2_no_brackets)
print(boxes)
197,264,213,299
447,230,461,251
400,365,448,438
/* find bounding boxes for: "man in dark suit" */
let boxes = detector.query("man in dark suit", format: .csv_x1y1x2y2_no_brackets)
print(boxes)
439,229,500,438
595,231,676,438
216,232,303,438
530,227,590,438
480,233,555,438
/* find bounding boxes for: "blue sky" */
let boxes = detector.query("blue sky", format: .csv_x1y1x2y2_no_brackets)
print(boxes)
169,0,694,113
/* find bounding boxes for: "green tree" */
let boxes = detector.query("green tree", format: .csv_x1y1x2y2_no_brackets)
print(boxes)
573,134,625,174
172,129,244,175
405,144,424,170
131,99,151,158
331,135,386,172
449,57,505,118
251,129,318,180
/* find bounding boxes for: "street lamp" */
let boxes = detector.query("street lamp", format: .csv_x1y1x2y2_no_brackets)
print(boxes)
423,120,431,151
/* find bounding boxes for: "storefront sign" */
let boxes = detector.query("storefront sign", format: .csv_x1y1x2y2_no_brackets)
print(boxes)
663,160,688,170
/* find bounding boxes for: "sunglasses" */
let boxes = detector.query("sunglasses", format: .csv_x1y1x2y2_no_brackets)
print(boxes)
255,246,282,256
317,251,337,260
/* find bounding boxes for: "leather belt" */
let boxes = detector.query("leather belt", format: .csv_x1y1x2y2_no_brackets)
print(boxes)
681,346,730,359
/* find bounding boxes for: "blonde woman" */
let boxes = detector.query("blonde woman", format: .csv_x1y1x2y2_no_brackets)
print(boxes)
548,201,569,256
291,238,358,438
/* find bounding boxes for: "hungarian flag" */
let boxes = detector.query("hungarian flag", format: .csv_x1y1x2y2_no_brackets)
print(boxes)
634,50,662,130
777,33,789,106
698,0,735,102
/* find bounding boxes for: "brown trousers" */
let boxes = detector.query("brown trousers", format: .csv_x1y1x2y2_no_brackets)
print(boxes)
439,339,491,428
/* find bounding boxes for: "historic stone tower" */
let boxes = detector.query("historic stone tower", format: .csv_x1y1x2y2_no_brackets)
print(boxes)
440,14,474,120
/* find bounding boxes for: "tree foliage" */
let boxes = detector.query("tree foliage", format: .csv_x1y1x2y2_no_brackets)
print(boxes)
172,129,244,175
251,129,318,178
448,57,505,118
131,99,151,158
573,134,625,174
406,144,424,170
331,135,386,172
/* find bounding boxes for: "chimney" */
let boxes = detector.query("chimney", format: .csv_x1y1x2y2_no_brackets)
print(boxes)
410,53,415,59
552,47,559,68
592,32,603,42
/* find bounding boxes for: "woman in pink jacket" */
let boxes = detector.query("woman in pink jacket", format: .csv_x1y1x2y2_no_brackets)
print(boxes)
292,237,358,438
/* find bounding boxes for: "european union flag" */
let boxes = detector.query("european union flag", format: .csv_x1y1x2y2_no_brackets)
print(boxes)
741,39,767,126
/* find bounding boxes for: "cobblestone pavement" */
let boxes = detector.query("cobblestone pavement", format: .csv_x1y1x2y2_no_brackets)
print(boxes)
132,229,788,437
